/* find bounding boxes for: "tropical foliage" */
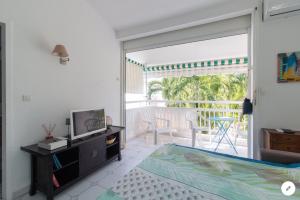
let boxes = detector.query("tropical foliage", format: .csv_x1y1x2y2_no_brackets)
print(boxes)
147,74,248,108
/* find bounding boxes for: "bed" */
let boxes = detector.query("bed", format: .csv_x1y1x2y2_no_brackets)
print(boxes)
97,144,300,200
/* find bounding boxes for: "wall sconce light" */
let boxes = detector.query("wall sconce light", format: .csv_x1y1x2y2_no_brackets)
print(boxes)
52,44,70,65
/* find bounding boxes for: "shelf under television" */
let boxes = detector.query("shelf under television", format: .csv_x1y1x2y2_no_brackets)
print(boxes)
53,160,79,173
106,141,119,148
53,177,80,194
53,163,79,191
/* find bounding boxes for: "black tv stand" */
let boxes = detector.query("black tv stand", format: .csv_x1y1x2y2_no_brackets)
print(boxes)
21,126,124,200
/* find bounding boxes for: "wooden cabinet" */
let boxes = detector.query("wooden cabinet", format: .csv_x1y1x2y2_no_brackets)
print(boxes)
79,135,106,176
263,128,300,153
21,126,124,200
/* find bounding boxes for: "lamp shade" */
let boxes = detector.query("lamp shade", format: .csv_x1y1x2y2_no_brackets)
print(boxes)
52,44,69,57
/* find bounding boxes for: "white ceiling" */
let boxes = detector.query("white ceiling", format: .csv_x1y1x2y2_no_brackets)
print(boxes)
126,34,248,66
87,0,232,31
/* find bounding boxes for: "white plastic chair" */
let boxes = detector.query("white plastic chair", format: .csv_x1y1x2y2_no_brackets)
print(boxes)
143,108,175,145
233,115,247,146
186,111,210,147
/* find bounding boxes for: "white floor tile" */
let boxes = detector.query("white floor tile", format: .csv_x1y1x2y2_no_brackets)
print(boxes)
78,185,105,200
55,193,71,200
118,162,138,174
63,179,91,197
20,192,71,200
84,163,114,183
97,168,129,189
20,193,44,200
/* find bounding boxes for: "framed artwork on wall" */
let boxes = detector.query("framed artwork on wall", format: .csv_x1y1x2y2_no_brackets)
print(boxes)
277,51,300,83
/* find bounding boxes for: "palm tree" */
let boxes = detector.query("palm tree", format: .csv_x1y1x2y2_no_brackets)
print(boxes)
147,74,247,106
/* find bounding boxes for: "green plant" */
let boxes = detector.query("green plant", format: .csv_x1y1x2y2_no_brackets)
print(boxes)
147,74,248,108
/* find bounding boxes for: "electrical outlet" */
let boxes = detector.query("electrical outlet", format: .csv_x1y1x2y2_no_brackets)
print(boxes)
22,95,31,102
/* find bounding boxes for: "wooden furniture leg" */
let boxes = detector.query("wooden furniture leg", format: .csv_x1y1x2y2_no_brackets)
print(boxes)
46,157,54,200
29,155,37,196
118,152,122,161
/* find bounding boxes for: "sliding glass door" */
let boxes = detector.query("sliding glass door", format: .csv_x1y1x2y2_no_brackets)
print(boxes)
121,15,253,158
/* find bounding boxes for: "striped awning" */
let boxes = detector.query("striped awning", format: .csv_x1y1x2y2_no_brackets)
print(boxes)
126,58,145,67
126,57,249,78
145,57,249,78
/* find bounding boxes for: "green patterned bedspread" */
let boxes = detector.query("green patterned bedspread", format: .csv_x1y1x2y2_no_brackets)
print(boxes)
98,144,300,200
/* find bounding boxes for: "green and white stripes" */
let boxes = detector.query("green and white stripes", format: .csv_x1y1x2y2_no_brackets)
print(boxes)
144,57,248,72
126,57,249,78
126,58,145,68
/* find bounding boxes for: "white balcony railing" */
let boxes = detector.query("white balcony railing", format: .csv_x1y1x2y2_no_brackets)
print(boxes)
125,100,248,141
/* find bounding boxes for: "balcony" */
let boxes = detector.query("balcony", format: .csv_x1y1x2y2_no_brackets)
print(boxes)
126,100,248,157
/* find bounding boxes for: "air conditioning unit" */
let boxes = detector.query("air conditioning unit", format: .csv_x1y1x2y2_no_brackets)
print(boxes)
263,0,300,21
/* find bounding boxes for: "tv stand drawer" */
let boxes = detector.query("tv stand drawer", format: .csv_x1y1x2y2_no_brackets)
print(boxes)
79,136,106,175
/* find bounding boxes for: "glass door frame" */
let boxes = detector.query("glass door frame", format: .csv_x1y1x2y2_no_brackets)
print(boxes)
120,13,255,158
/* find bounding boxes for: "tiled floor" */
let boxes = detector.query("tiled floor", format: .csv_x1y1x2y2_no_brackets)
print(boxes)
141,133,248,158
18,138,160,200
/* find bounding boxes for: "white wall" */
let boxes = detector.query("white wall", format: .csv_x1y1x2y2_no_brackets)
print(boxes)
254,14,300,156
0,0,120,199
116,0,257,40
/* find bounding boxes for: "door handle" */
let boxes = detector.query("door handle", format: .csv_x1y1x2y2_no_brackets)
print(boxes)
91,150,98,158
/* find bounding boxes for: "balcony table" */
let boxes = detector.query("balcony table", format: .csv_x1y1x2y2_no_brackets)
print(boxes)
209,117,238,154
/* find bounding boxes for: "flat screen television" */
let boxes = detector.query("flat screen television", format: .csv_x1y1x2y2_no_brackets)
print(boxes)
70,108,106,140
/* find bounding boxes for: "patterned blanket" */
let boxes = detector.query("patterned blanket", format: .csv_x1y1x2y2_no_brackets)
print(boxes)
97,144,300,200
